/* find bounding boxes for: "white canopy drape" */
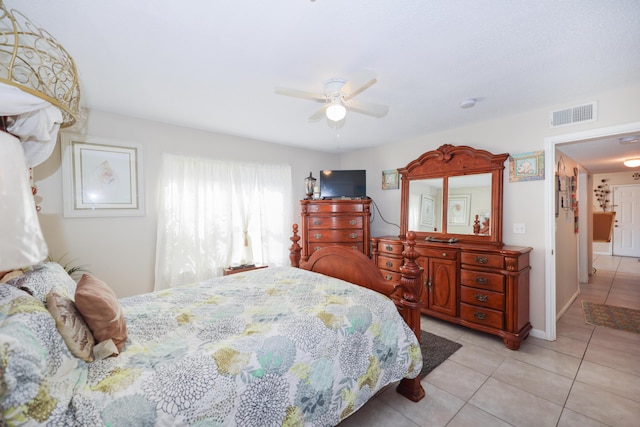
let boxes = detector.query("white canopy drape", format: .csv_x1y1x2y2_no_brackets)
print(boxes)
0,82,63,271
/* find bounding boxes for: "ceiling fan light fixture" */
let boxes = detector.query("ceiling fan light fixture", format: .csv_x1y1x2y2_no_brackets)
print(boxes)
326,100,346,121
623,158,640,167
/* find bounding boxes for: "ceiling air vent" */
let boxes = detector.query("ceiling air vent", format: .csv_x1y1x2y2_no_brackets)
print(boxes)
550,102,597,128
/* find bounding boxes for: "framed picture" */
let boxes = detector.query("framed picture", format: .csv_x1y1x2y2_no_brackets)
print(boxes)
420,195,434,227
447,194,470,225
509,150,545,182
61,133,145,217
382,169,399,190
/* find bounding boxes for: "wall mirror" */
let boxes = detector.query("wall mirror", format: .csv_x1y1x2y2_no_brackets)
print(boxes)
399,144,509,245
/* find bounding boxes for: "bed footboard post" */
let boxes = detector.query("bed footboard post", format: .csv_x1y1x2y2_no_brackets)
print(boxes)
289,224,302,268
396,231,426,402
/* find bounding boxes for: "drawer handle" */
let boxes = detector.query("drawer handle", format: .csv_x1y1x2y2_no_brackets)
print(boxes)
385,274,393,280
386,261,393,267
313,233,322,239
442,252,447,257
475,256,489,264
349,233,358,239
313,246,321,251
351,245,358,250
349,219,358,225
385,245,393,251
313,220,322,226
475,277,488,285
475,294,488,302
474,312,487,320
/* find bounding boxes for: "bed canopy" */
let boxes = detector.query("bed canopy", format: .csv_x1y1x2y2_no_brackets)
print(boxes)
0,1,81,272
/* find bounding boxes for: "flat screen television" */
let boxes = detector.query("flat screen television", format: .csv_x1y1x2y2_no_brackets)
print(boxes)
319,169,367,199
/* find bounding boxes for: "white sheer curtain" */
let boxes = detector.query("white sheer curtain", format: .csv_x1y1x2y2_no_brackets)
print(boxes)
154,154,292,290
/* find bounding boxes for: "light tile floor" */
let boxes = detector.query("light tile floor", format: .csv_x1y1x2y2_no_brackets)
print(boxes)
340,255,640,426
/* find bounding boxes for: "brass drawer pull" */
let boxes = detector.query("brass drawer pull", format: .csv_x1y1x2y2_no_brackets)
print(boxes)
385,245,393,251
351,245,358,250
349,233,358,239
313,233,322,239
475,277,488,285
475,256,489,264
386,261,393,267
385,274,392,280
475,294,488,302
474,312,487,320
313,246,321,251
313,220,322,226
442,253,447,257
349,219,358,225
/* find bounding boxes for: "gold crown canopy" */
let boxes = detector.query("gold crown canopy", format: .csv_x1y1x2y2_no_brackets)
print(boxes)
0,2,80,127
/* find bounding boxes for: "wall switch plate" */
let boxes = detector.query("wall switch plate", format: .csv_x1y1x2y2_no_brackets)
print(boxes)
513,223,526,234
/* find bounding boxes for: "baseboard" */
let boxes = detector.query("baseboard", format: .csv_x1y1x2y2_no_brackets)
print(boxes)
556,290,580,321
528,328,546,340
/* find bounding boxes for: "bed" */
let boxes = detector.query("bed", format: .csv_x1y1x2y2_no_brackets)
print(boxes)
0,228,424,426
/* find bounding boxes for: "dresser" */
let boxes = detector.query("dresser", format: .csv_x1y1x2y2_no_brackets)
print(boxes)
299,199,371,262
372,236,532,350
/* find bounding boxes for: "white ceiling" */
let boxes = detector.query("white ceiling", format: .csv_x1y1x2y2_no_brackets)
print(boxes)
8,0,640,170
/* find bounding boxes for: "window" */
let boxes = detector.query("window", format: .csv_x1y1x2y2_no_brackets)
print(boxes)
155,154,292,290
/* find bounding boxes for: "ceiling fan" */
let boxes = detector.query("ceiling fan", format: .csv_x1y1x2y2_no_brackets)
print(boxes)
275,69,389,123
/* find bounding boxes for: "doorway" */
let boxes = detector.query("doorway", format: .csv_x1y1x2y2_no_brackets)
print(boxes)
612,184,640,257
544,121,640,342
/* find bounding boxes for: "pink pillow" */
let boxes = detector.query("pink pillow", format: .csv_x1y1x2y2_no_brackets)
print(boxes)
75,274,127,352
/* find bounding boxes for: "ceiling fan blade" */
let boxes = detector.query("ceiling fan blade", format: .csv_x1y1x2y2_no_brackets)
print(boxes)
275,87,327,103
341,69,377,101
346,99,389,118
308,105,328,122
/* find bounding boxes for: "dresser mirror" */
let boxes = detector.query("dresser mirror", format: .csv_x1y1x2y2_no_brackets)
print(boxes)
399,144,509,245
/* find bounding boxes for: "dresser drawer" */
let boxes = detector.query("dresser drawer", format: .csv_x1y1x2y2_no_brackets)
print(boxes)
461,252,504,269
378,241,404,255
307,229,363,242
460,286,504,311
417,247,457,260
460,303,503,329
377,255,402,271
460,269,504,292
309,242,364,253
308,216,363,229
380,269,402,284
305,203,365,213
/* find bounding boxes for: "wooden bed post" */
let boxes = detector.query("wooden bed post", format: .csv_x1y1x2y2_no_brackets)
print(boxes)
396,231,426,402
289,224,302,268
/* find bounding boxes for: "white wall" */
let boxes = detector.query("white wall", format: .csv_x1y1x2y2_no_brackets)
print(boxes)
35,109,340,297
339,83,640,336
554,150,579,316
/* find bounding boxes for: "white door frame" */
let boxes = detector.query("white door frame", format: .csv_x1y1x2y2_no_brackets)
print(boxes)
544,121,640,341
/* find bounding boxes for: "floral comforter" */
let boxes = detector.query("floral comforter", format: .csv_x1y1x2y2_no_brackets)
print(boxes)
1,266,421,426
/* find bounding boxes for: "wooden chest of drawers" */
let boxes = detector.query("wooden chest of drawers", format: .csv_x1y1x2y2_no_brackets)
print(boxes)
300,199,371,261
372,236,532,350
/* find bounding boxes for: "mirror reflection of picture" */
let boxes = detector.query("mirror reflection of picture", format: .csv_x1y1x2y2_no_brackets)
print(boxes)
420,195,434,227
448,195,470,225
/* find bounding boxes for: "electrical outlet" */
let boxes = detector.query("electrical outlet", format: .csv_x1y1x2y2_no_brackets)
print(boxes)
513,223,526,234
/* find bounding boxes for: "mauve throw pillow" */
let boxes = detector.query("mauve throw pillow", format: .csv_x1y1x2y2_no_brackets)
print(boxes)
75,274,127,352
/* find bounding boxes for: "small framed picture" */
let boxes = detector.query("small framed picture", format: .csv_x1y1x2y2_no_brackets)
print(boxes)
61,133,145,217
447,194,470,226
420,195,434,227
382,169,399,190
509,150,545,182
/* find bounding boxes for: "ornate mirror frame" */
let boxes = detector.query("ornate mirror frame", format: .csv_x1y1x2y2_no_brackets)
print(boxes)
399,144,509,245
